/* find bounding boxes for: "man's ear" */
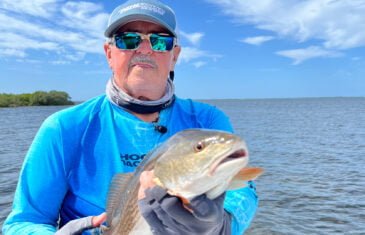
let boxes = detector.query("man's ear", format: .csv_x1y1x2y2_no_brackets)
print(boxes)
104,43,112,67
170,45,181,70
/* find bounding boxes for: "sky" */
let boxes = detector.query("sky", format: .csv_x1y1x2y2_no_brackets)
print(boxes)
1,0,365,101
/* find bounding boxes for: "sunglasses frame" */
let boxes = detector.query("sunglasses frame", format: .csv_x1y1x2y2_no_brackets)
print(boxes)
111,32,177,52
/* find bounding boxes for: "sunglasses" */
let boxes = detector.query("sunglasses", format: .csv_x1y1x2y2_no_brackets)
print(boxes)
112,32,176,52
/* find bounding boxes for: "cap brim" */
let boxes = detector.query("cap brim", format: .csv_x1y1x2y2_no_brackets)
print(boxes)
104,14,177,38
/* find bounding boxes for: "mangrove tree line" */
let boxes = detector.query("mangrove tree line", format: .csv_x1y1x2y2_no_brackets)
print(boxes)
0,91,74,107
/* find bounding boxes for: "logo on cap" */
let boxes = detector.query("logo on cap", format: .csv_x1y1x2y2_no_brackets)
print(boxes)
119,3,165,15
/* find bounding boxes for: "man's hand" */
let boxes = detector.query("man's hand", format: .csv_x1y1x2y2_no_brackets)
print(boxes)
138,171,231,235
55,212,107,235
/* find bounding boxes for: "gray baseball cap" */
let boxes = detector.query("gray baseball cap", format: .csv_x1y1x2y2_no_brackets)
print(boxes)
105,0,177,38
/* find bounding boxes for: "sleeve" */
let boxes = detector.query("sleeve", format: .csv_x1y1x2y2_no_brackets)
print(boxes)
205,106,259,234
2,115,69,235
224,182,259,235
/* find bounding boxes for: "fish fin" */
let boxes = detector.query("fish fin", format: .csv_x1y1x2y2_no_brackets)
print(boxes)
227,180,248,190
170,193,193,213
178,195,191,205
181,198,194,213
234,167,264,181
106,173,133,227
166,190,191,205
226,167,264,191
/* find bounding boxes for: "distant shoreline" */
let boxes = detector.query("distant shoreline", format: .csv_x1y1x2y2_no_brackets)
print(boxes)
0,91,74,108
2,96,363,108
198,96,365,101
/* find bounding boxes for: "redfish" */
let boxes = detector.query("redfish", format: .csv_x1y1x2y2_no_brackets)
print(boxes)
104,129,263,235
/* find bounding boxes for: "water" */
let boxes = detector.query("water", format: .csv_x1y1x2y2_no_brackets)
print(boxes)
0,98,364,234
0,106,70,231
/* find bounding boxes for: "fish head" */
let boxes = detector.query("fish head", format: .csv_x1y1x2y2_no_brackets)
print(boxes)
153,129,249,200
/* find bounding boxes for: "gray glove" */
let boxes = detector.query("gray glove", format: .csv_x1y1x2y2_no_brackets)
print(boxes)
138,186,231,235
55,216,101,235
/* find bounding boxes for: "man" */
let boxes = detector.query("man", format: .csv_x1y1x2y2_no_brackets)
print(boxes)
2,0,258,234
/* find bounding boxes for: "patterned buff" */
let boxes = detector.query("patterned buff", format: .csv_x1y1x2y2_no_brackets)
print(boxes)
106,78,175,114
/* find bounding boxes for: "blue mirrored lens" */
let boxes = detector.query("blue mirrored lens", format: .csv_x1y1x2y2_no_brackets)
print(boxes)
150,34,174,51
115,33,141,50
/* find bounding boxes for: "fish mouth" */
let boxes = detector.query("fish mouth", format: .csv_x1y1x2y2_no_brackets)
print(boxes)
220,149,247,163
209,148,248,176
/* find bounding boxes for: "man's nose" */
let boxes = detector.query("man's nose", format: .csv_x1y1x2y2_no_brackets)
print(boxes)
136,39,153,54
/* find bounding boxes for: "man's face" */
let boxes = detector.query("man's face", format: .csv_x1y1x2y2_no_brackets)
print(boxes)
104,21,181,101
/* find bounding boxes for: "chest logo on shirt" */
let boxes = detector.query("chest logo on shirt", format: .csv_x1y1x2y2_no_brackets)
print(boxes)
120,153,146,167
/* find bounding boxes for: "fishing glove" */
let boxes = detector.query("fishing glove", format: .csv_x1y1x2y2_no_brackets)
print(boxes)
55,214,106,235
55,216,94,235
138,186,231,235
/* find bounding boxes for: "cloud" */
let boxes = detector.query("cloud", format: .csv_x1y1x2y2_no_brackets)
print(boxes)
207,0,365,62
276,46,342,65
179,31,204,46
60,2,109,38
177,31,222,67
0,49,27,58
176,31,221,67
241,36,274,45
15,59,42,63
50,60,70,65
0,0,59,18
64,52,86,62
179,47,222,64
193,61,207,68
0,1,108,62
351,57,361,61
1,32,60,51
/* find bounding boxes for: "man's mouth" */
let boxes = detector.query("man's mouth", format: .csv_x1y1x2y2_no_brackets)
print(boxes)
132,62,155,68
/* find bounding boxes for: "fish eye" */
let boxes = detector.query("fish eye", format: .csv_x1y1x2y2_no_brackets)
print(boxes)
194,142,205,152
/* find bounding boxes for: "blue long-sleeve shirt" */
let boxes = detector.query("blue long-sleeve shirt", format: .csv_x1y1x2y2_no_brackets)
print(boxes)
3,95,258,235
